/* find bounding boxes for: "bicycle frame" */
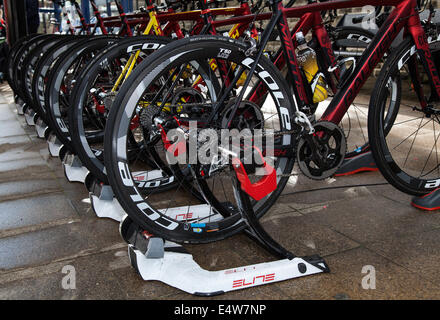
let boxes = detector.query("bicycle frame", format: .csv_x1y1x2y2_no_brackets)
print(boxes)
129,0,352,122
266,0,440,124
204,0,440,130
71,0,146,36
88,0,109,34
245,6,341,107
111,0,257,91
319,0,440,123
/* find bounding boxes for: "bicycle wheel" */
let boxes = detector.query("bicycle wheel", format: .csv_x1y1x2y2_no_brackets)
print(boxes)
21,36,70,113
12,34,53,102
45,36,121,150
31,36,87,124
6,34,38,94
104,36,297,242
368,36,440,196
69,36,173,184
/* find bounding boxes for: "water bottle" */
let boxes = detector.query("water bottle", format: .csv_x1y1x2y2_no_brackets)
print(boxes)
295,32,328,104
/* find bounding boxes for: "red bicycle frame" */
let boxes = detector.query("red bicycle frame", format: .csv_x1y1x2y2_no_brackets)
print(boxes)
215,0,440,126
75,0,255,38
279,0,440,123
71,0,148,36
245,8,340,106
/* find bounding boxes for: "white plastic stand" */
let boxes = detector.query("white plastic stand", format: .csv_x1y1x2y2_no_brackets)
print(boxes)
15,97,25,115
89,183,126,221
128,237,328,296
35,117,49,139
158,204,223,222
24,107,36,126
47,132,63,157
62,151,90,183
88,172,223,222
119,145,330,296
131,170,175,189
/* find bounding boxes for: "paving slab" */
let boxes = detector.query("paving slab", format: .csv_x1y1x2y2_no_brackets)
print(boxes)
301,195,440,244
0,219,123,271
0,249,128,300
281,167,387,197
0,148,46,163
368,184,413,206
0,160,54,182
366,229,440,286
0,135,30,146
189,213,360,269
0,105,17,121
0,179,61,202
0,193,79,236
279,184,375,211
277,247,440,299
0,119,27,138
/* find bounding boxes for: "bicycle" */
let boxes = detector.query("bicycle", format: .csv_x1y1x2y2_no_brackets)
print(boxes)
101,0,431,242
68,0,376,193
14,0,152,133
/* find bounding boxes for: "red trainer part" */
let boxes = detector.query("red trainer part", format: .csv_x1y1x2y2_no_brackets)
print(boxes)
334,167,378,177
96,104,106,114
142,231,154,239
158,124,187,158
232,147,277,201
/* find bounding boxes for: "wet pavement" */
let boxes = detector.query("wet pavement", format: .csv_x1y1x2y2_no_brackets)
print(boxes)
1,82,440,300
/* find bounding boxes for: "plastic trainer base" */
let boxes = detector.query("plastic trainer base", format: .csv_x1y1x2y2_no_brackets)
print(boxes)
62,151,90,183
334,151,378,176
411,188,440,211
47,132,63,157
35,117,49,138
24,107,36,126
121,215,329,296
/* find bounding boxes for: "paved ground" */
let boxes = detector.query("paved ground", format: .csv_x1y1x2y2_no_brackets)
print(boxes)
1,82,440,300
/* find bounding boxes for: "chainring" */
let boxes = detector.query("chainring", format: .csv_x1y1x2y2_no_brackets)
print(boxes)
297,121,346,180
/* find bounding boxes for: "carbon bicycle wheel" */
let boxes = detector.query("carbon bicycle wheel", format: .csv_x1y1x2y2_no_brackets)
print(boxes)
69,36,173,184
31,36,87,124
21,36,71,115
44,36,121,150
104,36,298,243
368,36,440,196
